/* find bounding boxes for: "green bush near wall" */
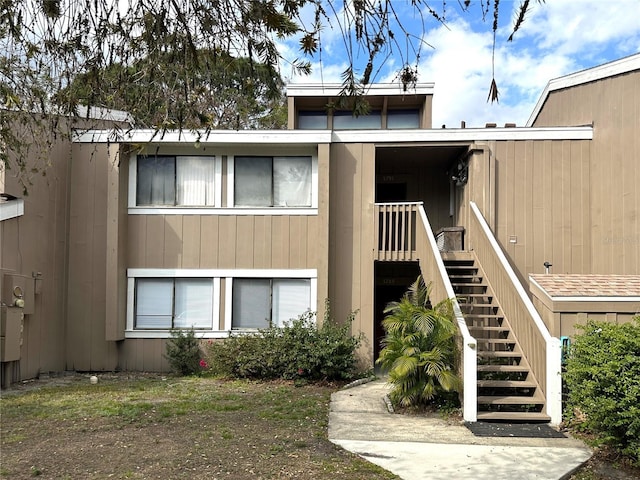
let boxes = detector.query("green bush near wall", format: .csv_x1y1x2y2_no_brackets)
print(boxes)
165,328,204,376
205,305,362,381
564,318,640,462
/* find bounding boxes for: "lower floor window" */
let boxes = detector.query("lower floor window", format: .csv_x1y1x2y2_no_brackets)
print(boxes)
232,278,311,329
127,269,316,337
135,278,213,329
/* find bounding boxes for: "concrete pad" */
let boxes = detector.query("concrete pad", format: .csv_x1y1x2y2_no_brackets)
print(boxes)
329,379,593,479
331,440,593,480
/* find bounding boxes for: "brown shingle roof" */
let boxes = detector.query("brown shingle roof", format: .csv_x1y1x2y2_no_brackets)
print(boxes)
530,274,640,297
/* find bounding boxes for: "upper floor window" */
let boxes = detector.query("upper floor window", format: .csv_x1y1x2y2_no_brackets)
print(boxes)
234,156,312,207
387,109,420,129
136,155,218,206
333,110,381,130
297,111,328,129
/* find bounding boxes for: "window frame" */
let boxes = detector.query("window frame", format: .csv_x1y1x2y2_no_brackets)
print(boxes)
129,153,222,212
126,269,317,338
129,149,318,215
231,277,313,330
227,154,318,214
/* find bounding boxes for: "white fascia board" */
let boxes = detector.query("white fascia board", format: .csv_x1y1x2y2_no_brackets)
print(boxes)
0,198,25,221
73,129,333,145
526,53,640,127
286,82,435,97
332,126,593,143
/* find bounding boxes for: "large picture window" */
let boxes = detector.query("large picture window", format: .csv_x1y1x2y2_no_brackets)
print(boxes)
136,155,216,206
234,156,312,207
135,278,213,329
232,278,311,329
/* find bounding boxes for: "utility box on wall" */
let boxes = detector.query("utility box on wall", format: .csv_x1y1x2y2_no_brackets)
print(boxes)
1,305,24,362
2,273,35,315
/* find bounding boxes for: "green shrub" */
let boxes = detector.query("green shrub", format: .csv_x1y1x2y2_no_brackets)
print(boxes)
205,303,362,381
164,328,204,376
564,318,640,462
376,275,461,408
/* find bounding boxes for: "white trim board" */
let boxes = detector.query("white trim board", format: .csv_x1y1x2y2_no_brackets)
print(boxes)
526,53,640,127
286,82,435,97
74,129,332,145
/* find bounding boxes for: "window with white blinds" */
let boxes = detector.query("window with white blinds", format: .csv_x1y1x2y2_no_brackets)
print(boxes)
135,278,213,329
232,278,311,329
136,155,217,206
234,156,312,207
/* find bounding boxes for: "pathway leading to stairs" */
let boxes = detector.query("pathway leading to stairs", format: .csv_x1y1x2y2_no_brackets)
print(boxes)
328,379,592,480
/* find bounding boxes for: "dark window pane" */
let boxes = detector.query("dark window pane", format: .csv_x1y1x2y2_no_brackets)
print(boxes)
137,156,175,205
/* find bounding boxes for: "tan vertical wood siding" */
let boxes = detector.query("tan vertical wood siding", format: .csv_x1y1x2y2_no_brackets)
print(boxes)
1,133,72,379
487,139,592,280
532,71,640,274
328,143,376,364
67,143,119,371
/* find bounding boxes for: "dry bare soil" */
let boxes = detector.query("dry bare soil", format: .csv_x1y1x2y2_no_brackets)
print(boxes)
0,373,397,479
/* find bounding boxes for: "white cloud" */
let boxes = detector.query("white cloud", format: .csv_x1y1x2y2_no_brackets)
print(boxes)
281,0,640,128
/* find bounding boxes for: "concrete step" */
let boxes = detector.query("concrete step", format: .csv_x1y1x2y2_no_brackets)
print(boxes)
476,411,551,422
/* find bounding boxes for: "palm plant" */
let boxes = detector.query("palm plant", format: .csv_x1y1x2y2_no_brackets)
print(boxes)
377,275,461,407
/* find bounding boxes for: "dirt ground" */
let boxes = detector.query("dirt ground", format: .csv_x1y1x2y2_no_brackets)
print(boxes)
0,373,396,479
1,373,638,480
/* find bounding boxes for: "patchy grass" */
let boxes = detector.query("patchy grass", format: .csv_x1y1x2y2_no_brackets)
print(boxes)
0,374,397,479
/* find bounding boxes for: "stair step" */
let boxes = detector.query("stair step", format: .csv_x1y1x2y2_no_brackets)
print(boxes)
465,314,503,318
477,380,537,388
477,365,529,372
452,282,487,287
469,326,510,331
476,411,551,422
478,351,521,358
477,395,545,405
476,338,515,344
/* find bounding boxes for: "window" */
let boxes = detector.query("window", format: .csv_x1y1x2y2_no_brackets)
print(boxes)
135,278,213,329
333,110,382,130
297,111,328,129
136,155,217,206
232,278,311,329
387,109,420,129
234,156,312,207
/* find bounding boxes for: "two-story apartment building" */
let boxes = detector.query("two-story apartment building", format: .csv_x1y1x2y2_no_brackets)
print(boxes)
2,53,639,425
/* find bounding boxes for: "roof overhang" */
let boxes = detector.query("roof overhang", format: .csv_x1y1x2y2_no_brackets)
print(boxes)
73,129,333,145
0,197,25,222
286,83,435,97
74,126,593,146
526,53,640,127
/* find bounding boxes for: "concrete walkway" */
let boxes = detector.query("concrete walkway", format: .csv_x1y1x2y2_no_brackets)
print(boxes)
329,379,592,480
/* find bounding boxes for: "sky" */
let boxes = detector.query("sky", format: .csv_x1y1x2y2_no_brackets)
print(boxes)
281,0,640,128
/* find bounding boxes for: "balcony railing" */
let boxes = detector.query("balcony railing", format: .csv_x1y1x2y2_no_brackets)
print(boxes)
374,202,419,261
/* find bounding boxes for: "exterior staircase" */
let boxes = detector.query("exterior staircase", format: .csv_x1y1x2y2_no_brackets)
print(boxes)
443,252,551,423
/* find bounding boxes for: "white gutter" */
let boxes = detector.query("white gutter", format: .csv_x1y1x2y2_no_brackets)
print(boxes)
333,126,592,144
73,129,333,144
470,202,562,425
417,204,477,422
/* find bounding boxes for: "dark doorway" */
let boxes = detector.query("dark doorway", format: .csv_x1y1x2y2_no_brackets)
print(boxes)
376,182,407,203
374,261,421,363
